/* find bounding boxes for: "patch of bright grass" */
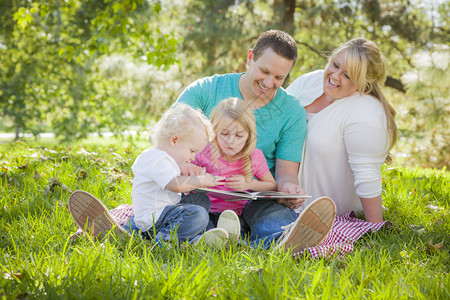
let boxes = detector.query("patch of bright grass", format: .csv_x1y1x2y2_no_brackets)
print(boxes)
1,141,448,298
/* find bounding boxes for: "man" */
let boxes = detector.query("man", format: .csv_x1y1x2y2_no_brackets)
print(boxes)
176,30,336,252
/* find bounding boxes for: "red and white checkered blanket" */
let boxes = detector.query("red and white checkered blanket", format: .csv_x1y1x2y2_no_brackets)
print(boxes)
293,211,390,259
71,204,390,259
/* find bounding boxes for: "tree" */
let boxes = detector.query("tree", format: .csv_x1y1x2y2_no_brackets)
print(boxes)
399,45,449,168
0,0,180,140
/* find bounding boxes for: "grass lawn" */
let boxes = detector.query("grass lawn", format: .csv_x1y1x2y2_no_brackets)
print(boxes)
0,140,448,299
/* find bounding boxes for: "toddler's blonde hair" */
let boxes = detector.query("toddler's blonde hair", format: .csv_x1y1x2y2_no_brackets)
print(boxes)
150,103,214,147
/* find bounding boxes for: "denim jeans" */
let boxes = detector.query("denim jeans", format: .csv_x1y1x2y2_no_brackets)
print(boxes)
242,199,297,249
123,193,211,243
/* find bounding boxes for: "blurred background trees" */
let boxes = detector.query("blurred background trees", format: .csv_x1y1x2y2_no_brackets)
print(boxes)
0,0,448,168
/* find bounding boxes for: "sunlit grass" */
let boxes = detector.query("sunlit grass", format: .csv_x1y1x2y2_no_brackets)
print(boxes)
0,141,448,298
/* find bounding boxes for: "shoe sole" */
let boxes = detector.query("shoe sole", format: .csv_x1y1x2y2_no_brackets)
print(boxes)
281,196,336,253
217,210,241,242
68,190,128,240
202,228,228,247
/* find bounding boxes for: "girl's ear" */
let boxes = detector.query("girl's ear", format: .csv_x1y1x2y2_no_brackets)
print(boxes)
169,135,179,147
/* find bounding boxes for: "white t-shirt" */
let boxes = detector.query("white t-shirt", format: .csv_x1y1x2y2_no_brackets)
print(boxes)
287,70,389,215
131,148,181,230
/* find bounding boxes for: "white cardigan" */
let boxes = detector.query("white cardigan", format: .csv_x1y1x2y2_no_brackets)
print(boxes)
287,70,389,215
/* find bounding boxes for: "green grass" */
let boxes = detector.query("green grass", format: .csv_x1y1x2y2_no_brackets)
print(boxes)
0,141,449,299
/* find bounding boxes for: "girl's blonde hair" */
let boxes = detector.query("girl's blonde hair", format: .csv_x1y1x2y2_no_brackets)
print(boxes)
150,103,214,147
210,98,257,182
330,37,398,163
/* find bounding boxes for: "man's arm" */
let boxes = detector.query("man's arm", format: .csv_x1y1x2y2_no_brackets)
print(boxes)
275,158,305,209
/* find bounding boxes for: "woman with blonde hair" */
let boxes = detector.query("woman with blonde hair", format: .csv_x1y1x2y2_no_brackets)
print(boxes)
287,38,397,223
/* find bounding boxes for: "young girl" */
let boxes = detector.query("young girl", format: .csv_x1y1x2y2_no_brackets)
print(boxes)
68,104,236,246
192,97,277,236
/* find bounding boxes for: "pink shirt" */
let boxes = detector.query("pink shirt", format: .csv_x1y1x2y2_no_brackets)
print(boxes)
193,145,270,215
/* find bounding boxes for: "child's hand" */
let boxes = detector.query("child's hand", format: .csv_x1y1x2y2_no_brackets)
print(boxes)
201,174,225,187
224,175,250,191
180,163,206,176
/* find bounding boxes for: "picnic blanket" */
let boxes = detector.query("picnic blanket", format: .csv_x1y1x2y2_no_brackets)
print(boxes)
70,204,390,259
293,211,390,259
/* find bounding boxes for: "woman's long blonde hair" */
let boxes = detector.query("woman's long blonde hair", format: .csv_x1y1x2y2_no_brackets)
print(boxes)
210,98,257,182
331,38,398,163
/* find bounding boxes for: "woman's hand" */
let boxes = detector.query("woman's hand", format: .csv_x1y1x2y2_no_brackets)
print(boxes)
224,175,251,191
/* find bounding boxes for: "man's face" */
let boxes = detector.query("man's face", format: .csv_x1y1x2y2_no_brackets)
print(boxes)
245,47,295,102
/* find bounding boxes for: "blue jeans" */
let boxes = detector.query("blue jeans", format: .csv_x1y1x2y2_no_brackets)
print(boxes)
242,200,297,249
123,193,211,243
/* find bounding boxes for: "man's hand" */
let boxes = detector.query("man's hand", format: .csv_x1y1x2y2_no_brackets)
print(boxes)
279,182,302,194
277,182,306,209
277,198,305,210
275,158,305,210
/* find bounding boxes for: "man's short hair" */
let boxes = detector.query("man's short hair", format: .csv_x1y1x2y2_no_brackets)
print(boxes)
252,30,298,63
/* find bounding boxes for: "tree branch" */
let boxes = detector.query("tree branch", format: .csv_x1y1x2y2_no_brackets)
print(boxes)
385,76,405,93
295,40,328,58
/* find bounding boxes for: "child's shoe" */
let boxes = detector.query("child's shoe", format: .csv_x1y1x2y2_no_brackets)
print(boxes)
276,197,336,253
217,209,241,243
68,190,129,240
199,228,229,247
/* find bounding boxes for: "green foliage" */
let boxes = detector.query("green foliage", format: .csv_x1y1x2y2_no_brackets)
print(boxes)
0,0,180,141
396,45,450,168
181,0,260,75
96,55,183,123
0,142,449,298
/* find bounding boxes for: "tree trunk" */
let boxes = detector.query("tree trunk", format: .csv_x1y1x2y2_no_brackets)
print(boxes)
15,121,20,141
273,0,296,34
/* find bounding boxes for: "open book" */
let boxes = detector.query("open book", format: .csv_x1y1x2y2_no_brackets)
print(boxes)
194,187,311,201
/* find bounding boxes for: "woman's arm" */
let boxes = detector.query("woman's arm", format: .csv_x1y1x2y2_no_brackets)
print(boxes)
344,98,389,223
360,195,383,223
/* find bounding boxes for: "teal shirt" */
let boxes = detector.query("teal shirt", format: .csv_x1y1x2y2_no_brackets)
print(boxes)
176,73,306,176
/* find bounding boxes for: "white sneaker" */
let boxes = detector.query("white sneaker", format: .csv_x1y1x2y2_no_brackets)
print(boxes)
276,197,336,253
217,210,241,243
68,190,129,240
199,228,228,247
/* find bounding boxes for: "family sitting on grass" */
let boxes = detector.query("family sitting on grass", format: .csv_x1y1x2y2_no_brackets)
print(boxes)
68,30,397,254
